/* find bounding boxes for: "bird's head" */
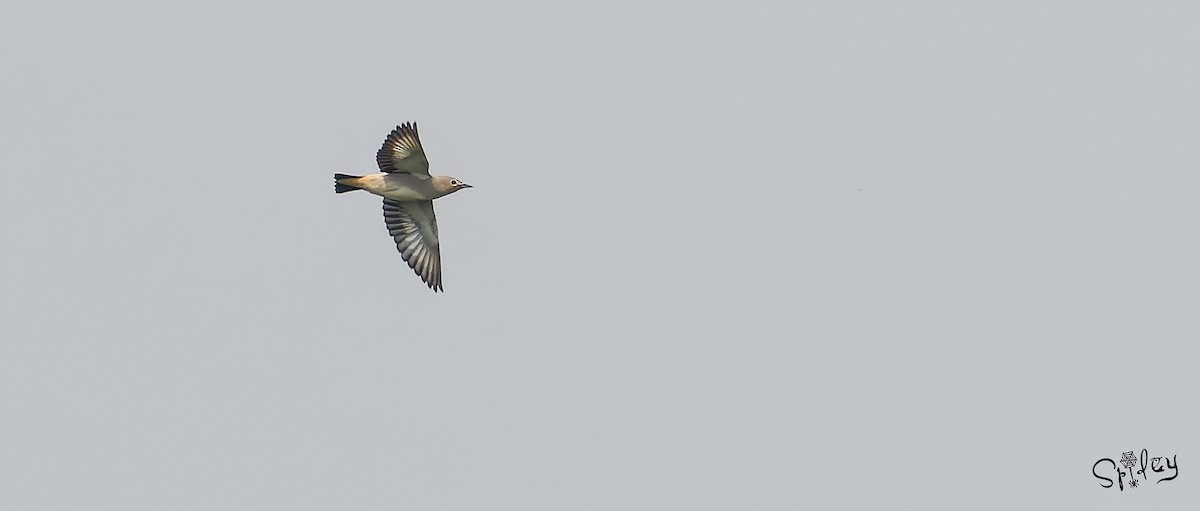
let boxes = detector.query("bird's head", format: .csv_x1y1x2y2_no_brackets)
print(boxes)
432,175,474,196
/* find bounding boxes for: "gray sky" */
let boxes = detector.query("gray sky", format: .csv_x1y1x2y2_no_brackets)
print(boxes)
2,1,1197,509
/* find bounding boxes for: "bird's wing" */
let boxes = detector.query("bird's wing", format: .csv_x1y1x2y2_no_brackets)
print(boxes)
383,199,442,291
376,123,431,177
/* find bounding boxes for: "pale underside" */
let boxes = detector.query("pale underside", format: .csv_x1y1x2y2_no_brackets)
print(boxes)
353,173,441,202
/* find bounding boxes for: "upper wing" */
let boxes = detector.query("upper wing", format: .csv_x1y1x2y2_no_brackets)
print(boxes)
376,123,430,177
382,199,442,291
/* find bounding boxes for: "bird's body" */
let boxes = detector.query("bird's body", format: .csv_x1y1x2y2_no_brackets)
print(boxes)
334,123,472,292
338,173,458,202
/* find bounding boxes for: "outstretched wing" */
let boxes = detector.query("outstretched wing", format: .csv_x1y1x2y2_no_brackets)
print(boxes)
382,199,442,291
376,122,430,177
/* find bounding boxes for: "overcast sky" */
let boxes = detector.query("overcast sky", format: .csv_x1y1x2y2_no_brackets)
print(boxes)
2,1,1197,509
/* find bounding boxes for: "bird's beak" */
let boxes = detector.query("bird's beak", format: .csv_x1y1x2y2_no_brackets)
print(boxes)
461,183,474,188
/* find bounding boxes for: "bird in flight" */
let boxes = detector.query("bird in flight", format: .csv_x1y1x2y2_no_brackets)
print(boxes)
334,123,472,291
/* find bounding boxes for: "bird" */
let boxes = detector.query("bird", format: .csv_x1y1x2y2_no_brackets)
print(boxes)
334,122,472,291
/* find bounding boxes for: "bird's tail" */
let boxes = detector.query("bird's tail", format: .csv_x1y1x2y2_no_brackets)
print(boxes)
334,173,362,194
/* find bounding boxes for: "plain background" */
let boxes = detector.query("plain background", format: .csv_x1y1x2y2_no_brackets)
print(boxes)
2,1,1196,509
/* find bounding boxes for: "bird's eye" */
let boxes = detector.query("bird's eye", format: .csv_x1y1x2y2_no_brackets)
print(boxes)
452,180,459,185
